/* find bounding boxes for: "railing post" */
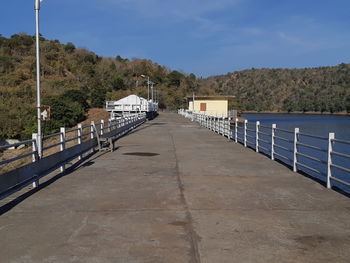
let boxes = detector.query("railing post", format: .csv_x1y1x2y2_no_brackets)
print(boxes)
228,117,231,139
244,120,248,147
235,118,238,143
100,120,104,136
60,127,66,173
271,124,276,160
78,123,82,160
108,119,112,132
216,116,219,133
327,132,335,189
222,117,225,136
293,128,299,172
32,133,39,188
256,121,260,152
91,121,95,153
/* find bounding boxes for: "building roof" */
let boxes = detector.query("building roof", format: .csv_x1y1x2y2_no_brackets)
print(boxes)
114,94,147,104
186,95,236,101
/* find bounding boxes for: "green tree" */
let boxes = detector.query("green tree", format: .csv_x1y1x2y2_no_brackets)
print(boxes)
64,42,76,53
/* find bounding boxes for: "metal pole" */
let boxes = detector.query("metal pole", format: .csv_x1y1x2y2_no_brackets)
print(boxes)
147,77,150,101
244,120,248,147
151,83,154,102
235,118,238,143
293,128,299,172
271,124,276,160
35,0,42,158
327,132,335,189
256,121,260,152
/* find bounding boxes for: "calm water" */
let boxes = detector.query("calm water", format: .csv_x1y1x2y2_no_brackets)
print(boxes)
242,113,350,140
241,113,350,193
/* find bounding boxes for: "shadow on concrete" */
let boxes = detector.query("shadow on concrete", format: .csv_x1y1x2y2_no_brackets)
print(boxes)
123,152,160,157
238,140,350,198
0,150,110,216
0,118,158,215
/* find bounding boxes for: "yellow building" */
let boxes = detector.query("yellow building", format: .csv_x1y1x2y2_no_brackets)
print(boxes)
187,96,235,117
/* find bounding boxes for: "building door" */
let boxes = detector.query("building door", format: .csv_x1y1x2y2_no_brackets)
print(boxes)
200,103,207,111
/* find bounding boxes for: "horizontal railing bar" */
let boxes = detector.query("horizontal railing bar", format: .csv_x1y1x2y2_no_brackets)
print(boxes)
259,124,270,128
296,152,327,164
331,151,350,159
332,138,350,145
258,138,270,144
274,135,293,143
65,128,80,134
298,132,328,141
331,163,350,173
258,145,270,152
246,128,255,132
258,131,270,136
246,140,256,146
82,124,93,129
42,142,62,151
43,132,61,140
82,132,93,137
330,176,350,187
0,151,35,166
274,143,293,153
0,139,34,151
274,152,292,162
296,142,327,153
296,162,324,176
275,128,294,134
246,134,255,139
65,137,79,143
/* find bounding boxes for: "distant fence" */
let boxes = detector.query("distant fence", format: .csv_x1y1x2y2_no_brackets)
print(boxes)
0,113,146,200
179,109,350,193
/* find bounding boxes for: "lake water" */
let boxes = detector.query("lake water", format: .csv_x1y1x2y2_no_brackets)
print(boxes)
242,113,350,140
241,113,350,194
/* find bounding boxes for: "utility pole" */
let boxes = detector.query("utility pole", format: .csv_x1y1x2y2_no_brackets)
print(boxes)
35,0,42,157
147,76,150,101
151,82,154,102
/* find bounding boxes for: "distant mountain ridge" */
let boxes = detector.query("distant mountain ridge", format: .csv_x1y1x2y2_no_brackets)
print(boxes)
199,64,350,113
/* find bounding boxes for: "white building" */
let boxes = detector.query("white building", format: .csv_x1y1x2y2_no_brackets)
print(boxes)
106,95,158,119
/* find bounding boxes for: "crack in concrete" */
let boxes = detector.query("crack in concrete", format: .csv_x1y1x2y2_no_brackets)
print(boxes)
169,131,202,263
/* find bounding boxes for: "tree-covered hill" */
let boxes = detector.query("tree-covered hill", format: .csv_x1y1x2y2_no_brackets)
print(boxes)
1,33,349,140
0,33,197,140
199,65,350,113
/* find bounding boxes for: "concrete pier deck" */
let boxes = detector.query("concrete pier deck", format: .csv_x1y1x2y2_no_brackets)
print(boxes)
0,113,349,263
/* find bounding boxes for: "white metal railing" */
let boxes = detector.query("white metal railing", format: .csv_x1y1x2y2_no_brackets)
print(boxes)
0,113,146,199
106,101,158,113
178,109,350,193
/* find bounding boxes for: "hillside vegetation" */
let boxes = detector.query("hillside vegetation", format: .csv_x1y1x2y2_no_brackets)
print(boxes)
1,33,349,140
200,65,350,113
0,33,197,140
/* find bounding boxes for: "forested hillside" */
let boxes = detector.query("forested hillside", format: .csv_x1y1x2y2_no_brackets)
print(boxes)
0,34,197,140
200,65,350,113
1,33,349,140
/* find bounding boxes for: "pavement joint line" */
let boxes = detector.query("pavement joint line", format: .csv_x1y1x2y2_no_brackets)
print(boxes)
169,130,202,263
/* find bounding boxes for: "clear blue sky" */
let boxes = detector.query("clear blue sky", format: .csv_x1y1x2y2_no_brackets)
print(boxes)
1,0,350,77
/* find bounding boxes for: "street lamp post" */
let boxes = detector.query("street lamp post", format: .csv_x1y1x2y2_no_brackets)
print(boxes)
141,75,150,101
150,82,154,102
35,0,42,157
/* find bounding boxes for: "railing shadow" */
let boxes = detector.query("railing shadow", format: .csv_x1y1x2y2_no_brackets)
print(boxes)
0,150,110,216
240,140,350,198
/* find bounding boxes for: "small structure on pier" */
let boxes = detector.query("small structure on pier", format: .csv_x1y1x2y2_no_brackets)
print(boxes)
106,94,158,119
187,96,236,118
